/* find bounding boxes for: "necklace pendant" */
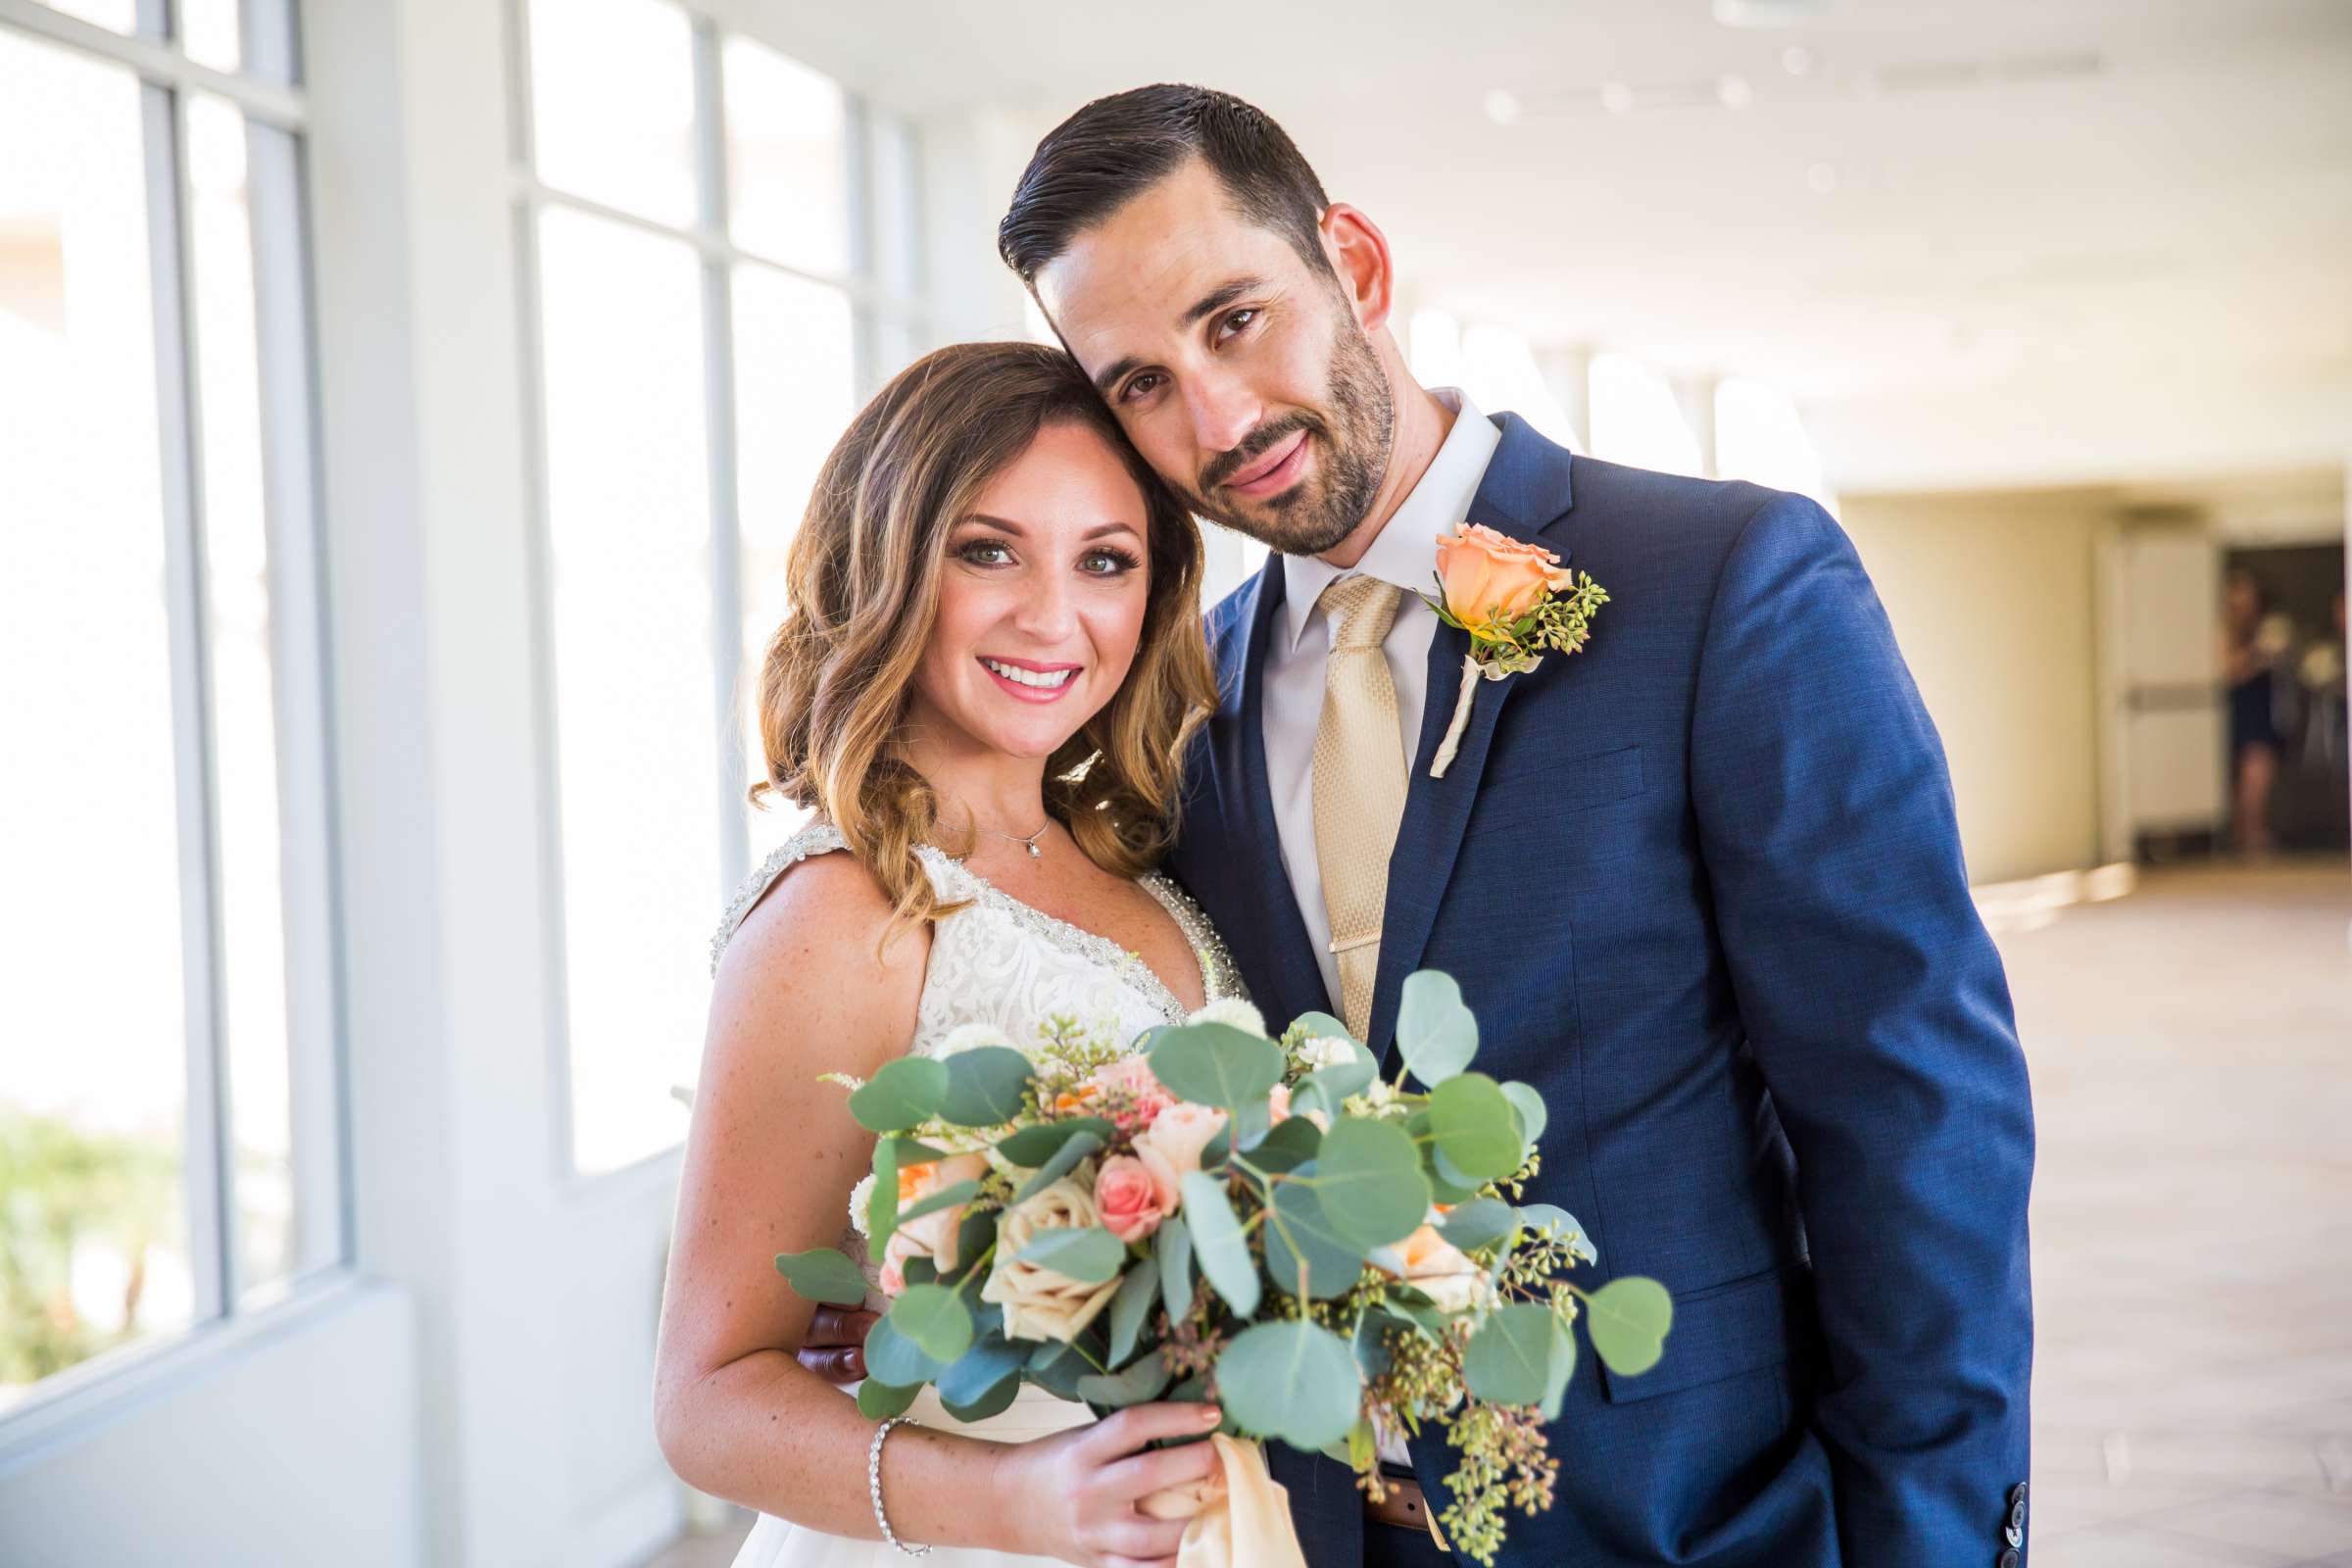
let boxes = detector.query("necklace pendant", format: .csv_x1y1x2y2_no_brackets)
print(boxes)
1026,841,1043,858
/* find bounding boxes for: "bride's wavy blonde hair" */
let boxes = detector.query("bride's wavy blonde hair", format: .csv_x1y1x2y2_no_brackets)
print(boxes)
752,341,1219,938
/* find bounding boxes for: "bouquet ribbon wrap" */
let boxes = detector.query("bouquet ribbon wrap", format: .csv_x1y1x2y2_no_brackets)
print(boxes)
1139,1433,1309,1568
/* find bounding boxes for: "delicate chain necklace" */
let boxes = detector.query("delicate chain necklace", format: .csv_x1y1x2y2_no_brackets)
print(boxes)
978,820,1051,859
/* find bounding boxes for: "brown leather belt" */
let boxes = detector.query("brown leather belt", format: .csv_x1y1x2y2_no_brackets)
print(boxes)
1366,1474,1439,1537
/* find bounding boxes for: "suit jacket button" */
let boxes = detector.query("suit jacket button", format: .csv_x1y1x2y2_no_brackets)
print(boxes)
2009,1496,2028,1533
2009,1481,2029,1508
2006,1524,2024,1547
1997,1550,2020,1568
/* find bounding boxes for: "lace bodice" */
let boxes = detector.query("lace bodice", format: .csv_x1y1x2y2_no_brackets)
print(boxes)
709,822,1248,1059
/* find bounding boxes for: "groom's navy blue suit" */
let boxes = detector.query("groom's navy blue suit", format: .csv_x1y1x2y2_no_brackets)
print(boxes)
1167,414,2034,1567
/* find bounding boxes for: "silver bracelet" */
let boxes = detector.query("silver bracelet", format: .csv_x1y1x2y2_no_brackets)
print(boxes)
867,1414,932,1557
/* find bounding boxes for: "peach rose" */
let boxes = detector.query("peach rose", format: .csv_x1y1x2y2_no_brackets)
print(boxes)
1266,1082,1329,1134
892,1152,988,1274
1388,1220,1489,1314
1095,1154,1167,1244
1133,1101,1229,1210
1435,521,1574,640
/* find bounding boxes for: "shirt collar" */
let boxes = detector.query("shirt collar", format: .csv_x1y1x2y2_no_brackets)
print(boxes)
1281,387,1501,654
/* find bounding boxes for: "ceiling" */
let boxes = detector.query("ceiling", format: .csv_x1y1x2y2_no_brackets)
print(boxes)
728,0,2352,494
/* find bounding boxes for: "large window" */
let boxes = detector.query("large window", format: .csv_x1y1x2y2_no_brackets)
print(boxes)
1,2,341,1417
516,0,929,1175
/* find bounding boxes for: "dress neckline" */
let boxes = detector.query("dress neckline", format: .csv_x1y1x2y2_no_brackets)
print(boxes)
919,844,1208,1024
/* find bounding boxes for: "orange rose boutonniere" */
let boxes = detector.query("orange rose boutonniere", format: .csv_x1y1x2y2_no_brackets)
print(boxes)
1419,522,1608,776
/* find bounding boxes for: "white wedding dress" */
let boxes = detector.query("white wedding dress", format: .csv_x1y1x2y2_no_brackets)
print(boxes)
707,820,1250,1568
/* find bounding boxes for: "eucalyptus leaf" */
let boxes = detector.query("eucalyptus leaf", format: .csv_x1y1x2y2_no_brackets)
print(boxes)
890,1138,952,1163
1584,1276,1673,1378
1246,1113,1322,1174
1265,1169,1364,1300
1289,1010,1357,1047
856,1379,919,1420
1013,1226,1126,1285
1540,1316,1577,1420
1077,1347,1172,1408
867,1137,900,1263
1396,971,1477,1087
940,1372,1022,1423
1298,1042,1378,1106
1515,1204,1593,1258
848,1054,949,1133
994,1117,1113,1167
1351,1308,1403,1383
936,1046,1037,1127
1500,1081,1548,1148
774,1247,870,1307
1026,1342,1091,1399
1155,1214,1195,1324
1009,1130,1104,1204
862,1314,946,1387
1436,1198,1519,1254
1213,1319,1361,1450
1106,1255,1161,1367
1428,1073,1525,1183
1227,1095,1273,1155
1179,1170,1259,1318
1315,1118,1430,1251
1462,1302,1564,1405
902,1256,937,1289
936,1332,1029,1408
887,1283,976,1364
941,1208,996,1284
1424,1144,1482,1204
897,1178,981,1224
1148,1023,1284,1109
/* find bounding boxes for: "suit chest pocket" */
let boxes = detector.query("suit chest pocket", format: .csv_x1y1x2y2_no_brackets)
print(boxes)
1479,742,1646,816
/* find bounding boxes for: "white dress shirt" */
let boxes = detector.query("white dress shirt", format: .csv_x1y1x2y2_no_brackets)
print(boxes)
1261,388,1502,1016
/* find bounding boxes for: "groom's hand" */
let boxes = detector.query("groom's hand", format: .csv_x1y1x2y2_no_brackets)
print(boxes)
797,1306,876,1385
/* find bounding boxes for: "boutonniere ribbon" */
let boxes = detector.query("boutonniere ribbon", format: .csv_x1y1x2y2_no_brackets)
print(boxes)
1418,521,1608,778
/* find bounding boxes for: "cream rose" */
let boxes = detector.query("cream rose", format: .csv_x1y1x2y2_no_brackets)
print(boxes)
980,1172,1122,1343
1133,1101,1229,1210
1186,997,1267,1038
933,1022,1014,1059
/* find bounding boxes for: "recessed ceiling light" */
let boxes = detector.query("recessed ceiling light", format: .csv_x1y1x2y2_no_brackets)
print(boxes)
1600,81,1636,114
1718,74,1754,109
1783,44,1815,76
1483,87,1523,126
1713,0,1839,26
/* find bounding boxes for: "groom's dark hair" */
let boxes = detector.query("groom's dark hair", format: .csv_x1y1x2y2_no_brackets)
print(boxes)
998,84,1334,286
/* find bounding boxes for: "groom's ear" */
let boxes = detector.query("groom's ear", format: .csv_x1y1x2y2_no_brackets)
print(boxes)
1319,203,1396,334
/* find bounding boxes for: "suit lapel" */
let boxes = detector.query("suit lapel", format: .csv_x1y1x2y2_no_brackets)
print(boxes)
1365,414,1580,1065
1225,555,1329,1030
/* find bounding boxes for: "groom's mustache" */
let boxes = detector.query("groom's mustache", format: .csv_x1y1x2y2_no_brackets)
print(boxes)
1199,413,1325,496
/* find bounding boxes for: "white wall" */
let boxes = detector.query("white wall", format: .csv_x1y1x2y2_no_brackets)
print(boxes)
1839,489,2110,886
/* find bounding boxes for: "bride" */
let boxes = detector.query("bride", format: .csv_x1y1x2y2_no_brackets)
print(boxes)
655,341,1252,1568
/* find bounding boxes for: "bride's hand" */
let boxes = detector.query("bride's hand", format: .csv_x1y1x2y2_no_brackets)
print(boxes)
993,1400,1225,1568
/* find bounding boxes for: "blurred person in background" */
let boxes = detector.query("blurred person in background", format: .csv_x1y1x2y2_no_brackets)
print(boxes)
2224,566,2284,857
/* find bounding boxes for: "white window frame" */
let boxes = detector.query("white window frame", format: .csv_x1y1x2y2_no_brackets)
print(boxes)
500,0,929,1184
0,0,350,1447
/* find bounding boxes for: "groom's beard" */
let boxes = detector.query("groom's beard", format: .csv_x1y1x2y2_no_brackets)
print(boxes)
1184,318,1395,557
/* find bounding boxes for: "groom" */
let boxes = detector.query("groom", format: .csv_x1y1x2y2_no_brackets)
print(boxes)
994,86,2035,1567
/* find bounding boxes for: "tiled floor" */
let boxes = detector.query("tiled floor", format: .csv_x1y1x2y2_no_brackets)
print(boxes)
636,859,2352,1567
2013,861,2352,1565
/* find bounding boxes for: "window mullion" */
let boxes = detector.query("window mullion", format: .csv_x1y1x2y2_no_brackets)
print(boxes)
142,76,237,1323
695,16,748,891
245,113,346,1276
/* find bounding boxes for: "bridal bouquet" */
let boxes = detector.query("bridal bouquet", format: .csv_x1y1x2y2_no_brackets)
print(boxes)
775,975,1672,1565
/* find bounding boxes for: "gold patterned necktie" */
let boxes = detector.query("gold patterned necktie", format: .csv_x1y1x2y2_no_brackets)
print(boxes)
1310,573,1408,1040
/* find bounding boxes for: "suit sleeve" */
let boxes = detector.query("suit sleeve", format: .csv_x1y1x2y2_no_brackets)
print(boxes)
1688,492,2034,1562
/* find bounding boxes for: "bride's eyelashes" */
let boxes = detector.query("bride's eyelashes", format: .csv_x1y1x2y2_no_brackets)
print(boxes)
951,536,1142,578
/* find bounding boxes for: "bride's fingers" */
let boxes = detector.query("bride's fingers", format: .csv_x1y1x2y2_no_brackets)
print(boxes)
1083,1399,1224,1460
1094,1512,1190,1562
1103,1437,1221,1500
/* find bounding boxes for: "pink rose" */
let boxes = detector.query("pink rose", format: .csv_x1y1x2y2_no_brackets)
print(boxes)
1266,1082,1328,1133
1088,1055,1176,1130
1134,1101,1228,1209
1094,1154,1167,1244
876,1229,924,1298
